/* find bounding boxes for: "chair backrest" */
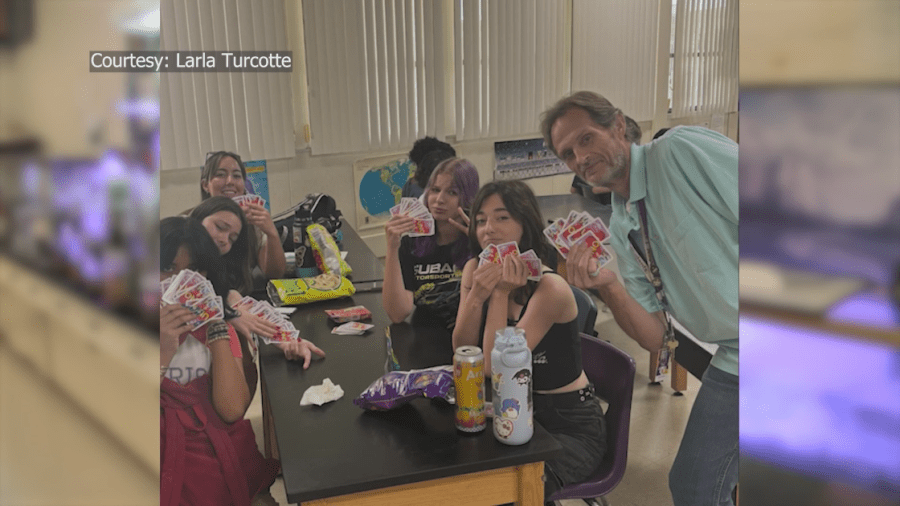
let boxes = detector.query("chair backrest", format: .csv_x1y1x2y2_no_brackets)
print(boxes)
571,285,598,336
548,333,636,502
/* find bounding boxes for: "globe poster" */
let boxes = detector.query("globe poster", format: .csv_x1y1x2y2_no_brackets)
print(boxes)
352,153,414,232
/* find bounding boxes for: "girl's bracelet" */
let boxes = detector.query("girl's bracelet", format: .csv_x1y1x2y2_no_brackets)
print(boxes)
206,333,232,347
205,320,232,348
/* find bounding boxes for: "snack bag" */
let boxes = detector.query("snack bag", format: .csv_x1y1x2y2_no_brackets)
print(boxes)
307,223,352,276
267,273,356,306
353,365,455,411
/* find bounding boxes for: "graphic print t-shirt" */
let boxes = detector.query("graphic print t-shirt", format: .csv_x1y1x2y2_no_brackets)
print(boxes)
164,324,242,386
399,237,464,328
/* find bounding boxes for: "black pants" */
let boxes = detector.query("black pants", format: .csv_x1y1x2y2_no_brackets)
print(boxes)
533,384,608,499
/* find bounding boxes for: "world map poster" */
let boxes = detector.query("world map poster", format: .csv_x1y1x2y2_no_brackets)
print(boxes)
352,152,414,232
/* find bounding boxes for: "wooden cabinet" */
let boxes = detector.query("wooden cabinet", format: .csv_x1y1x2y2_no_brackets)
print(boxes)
0,255,158,473
0,263,53,375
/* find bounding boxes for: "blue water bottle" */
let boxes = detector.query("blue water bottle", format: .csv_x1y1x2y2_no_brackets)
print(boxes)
491,327,533,445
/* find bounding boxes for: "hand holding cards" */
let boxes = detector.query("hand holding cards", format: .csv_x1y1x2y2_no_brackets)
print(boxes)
237,295,300,344
478,241,542,281
389,197,435,237
232,194,267,208
543,211,613,267
160,269,224,332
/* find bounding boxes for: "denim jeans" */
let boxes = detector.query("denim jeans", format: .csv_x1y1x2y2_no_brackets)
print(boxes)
669,365,739,506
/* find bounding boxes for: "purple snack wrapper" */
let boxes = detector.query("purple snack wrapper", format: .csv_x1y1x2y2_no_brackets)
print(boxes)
353,365,455,411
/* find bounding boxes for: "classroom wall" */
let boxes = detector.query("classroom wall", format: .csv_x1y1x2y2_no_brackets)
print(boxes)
0,0,132,157
159,138,575,256
160,112,739,257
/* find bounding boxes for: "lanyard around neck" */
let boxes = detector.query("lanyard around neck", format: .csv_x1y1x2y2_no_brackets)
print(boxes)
632,200,677,346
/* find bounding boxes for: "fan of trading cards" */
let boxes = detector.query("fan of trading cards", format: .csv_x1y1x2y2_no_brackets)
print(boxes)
543,210,613,266
161,270,224,332
232,194,267,208
478,242,543,281
235,295,300,344
390,197,435,237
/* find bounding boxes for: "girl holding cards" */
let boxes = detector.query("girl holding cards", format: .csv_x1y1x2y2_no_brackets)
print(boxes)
453,180,607,499
159,216,280,506
190,197,325,396
199,151,287,280
382,157,480,328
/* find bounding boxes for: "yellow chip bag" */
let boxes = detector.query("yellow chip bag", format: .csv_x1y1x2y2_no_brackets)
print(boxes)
267,273,356,306
307,223,352,276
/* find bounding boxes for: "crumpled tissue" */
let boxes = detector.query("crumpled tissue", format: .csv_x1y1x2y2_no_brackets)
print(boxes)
300,378,344,406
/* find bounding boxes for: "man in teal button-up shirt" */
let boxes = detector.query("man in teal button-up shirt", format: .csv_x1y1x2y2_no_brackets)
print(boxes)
541,91,739,506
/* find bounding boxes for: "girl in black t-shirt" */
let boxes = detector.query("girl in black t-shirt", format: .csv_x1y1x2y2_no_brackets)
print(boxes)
382,158,480,327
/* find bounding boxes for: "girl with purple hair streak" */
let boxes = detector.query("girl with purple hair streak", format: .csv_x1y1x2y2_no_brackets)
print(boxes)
382,158,480,329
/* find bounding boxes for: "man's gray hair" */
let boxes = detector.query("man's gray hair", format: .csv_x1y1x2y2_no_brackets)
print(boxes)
540,91,624,156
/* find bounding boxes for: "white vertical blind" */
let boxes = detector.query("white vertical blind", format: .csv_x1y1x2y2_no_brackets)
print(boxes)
302,0,447,155
672,0,737,117
453,0,570,141
159,0,294,171
571,0,659,123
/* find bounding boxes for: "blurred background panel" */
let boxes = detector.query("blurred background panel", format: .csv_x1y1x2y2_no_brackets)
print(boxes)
739,0,900,504
0,1,159,504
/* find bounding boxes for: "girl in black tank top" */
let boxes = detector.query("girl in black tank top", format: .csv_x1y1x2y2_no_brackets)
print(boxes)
452,181,607,500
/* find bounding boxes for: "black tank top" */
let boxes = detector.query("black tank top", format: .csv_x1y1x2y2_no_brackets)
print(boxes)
479,274,583,391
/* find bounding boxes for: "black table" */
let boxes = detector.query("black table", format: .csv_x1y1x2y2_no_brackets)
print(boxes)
338,218,385,289
259,290,563,505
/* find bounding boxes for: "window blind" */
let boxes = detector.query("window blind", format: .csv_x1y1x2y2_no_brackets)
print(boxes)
571,0,659,123
302,0,447,155
159,0,294,171
671,0,737,118
453,0,569,141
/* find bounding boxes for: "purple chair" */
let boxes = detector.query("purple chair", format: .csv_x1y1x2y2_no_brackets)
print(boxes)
548,333,636,506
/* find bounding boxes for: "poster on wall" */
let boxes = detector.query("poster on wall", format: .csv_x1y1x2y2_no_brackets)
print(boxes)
244,160,271,211
494,138,569,181
352,152,414,232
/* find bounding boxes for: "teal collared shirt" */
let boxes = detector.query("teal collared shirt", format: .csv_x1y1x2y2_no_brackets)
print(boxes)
609,126,739,376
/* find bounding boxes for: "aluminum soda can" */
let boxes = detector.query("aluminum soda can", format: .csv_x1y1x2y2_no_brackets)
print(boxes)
453,345,486,433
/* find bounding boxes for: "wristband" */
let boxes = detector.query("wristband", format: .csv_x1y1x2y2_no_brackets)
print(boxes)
205,320,231,347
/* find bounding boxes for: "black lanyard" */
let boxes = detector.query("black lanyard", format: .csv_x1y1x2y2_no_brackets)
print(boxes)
631,200,677,351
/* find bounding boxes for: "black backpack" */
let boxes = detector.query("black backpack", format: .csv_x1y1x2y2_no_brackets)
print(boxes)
274,193,343,253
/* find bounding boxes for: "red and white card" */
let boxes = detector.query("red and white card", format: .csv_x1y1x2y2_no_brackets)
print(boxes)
245,298,300,344
573,230,613,267
477,242,542,280
519,249,542,281
331,321,375,335
390,197,434,237
233,194,266,208
160,269,224,331
543,212,611,261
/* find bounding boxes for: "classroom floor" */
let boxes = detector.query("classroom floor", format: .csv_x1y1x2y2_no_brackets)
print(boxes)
0,345,159,506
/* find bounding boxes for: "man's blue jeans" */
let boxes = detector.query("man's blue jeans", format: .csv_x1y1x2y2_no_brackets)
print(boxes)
669,365,739,506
